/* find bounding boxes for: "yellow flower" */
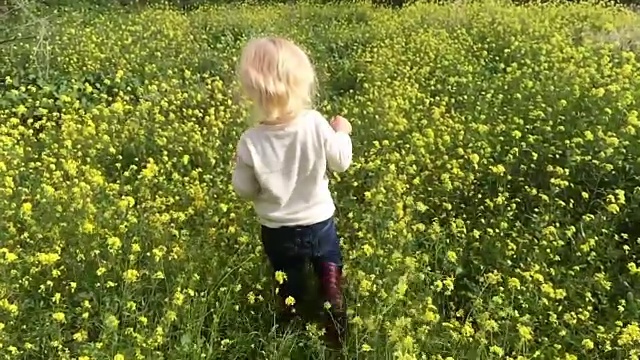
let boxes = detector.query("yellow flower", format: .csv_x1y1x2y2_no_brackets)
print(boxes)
618,322,640,346
52,312,66,323
489,345,504,356
582,339,594,350
274,271,287,285
123,269,140,283
517,324,534,342
246,292,256,304
107,236,122,251
36,252,60,266
490,164,506,176
21,202,32,214
285,296,296,306
73,330,88,342
508,277,521,290
141,159,158,178
606,203,620,214
105,314,119,329
3,251,18,263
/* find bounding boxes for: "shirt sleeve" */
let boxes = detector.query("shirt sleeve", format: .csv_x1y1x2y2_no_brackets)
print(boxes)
316,113,353,172
231,135,261,200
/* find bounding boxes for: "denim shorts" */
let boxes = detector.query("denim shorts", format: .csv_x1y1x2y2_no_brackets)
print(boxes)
261,217,343,299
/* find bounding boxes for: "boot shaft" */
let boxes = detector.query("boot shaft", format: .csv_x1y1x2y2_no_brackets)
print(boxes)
318,262,345,312
317,262,348,348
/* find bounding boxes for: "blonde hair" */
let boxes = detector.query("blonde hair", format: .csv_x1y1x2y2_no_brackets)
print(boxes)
237,37,316,124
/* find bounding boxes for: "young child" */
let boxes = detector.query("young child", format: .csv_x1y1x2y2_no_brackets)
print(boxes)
231,37,352,347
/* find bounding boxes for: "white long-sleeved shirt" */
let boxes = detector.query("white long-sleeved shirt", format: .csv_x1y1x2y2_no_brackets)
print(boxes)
231,109,352,228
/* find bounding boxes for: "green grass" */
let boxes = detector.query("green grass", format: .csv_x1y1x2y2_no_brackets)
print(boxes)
1,1,640,359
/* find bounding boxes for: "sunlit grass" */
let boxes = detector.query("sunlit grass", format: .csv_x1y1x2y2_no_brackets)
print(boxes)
1,1,640,358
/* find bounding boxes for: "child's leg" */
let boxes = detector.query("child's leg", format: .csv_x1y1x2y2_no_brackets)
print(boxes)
309,217,347,347
261,225,310,324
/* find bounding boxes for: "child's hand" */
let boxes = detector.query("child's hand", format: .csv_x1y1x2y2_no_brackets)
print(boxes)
331,115,352,135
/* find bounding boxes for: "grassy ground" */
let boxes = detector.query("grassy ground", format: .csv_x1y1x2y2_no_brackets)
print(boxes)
1,1,640,359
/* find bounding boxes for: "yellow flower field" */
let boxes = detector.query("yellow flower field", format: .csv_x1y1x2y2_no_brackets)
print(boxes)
1,1,640,358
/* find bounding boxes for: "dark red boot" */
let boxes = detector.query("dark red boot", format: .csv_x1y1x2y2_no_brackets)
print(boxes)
318,262,347,348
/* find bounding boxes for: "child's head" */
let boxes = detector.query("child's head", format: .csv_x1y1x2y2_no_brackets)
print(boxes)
238,37,316,124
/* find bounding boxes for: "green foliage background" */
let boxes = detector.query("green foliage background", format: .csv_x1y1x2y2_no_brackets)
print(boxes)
1,0,640,359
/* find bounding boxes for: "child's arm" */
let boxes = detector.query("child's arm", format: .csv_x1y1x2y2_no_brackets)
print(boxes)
232,136,260,200
318,114,352,172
